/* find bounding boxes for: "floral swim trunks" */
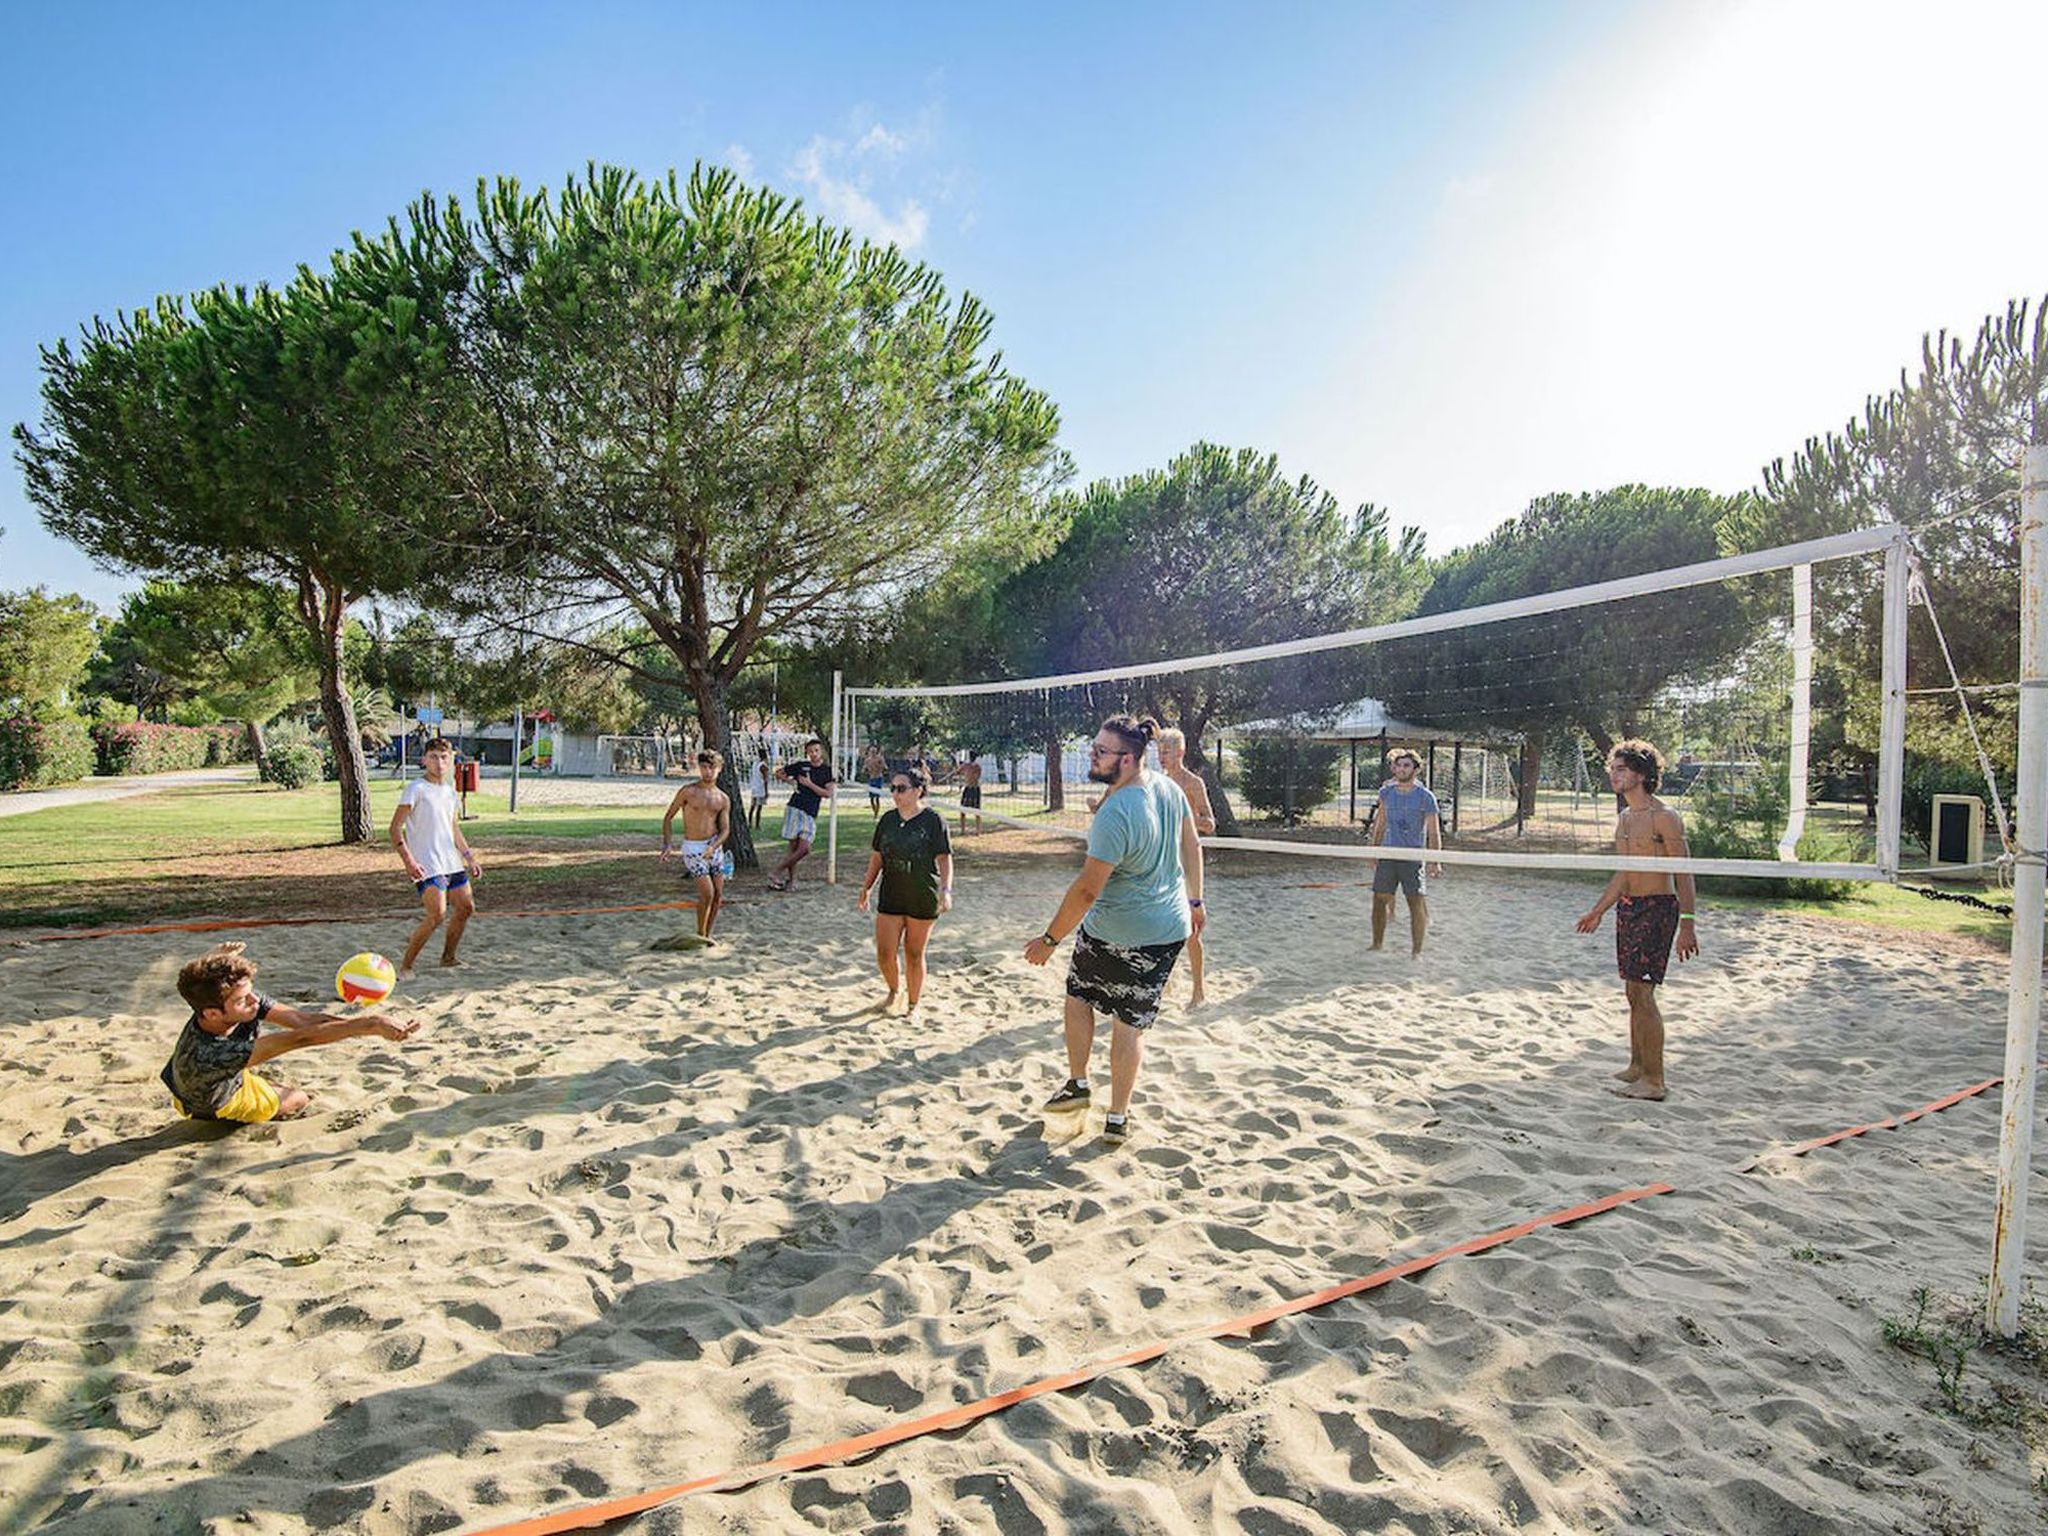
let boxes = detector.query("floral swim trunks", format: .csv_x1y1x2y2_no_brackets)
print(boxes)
1616,893,1680,985
680,840,734,880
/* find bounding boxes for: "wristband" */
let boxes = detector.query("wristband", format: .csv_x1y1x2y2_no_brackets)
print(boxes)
1188,898,1203,908
1038,931,1060,948
1678,913,1696,922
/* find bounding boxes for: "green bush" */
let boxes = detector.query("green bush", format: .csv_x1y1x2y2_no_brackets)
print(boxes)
1237,735,1343,822
263,743,323,790
89,721,214,776
0,715,95,790
1901,756,2005,856
1685,788,1857,902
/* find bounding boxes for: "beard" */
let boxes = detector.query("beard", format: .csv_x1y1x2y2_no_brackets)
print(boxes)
1087,761,1122,785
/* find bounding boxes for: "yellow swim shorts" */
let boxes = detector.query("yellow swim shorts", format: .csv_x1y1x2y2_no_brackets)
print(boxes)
177,1072,283,1124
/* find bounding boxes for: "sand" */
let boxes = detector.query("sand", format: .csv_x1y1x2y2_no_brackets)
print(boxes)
1,854,2043,1535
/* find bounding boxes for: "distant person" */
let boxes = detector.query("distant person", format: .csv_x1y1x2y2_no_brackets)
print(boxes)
857,766,953,1020
661,749,734,941
1025,715,1204,1144
1369,749,1443,957
160,942,421,1123
1154,728,1216,1004
767,739,835,891
957,758,984,835
746,752,769,832
1575,738,1699,1102
389,737,482,978
862,744,890,814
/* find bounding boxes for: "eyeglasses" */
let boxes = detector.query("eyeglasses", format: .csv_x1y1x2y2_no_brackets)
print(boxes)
889,782,916,792
1089,743,1129,760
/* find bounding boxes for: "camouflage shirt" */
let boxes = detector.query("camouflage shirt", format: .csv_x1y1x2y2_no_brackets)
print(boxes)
160,996,273,1116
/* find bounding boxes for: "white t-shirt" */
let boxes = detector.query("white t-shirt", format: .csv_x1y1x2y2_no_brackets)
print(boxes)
747,761,767,799
397,778,463,877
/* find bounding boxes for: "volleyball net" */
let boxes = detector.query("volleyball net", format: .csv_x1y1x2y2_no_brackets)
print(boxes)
832,524,1939,884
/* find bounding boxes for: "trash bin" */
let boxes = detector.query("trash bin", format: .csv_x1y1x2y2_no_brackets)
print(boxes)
456,760,480,794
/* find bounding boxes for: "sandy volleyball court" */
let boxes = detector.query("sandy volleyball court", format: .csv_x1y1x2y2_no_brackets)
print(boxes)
1,856,2042,1535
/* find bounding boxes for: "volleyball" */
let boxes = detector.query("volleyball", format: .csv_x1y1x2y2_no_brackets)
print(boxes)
336,951,397,1005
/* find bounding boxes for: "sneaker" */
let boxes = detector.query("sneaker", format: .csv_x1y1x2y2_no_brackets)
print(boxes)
1101,1114,1131,1144
1042,1080,1091,1112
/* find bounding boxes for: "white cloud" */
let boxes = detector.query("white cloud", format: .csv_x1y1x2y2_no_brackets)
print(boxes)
723,142,755,179
788,121,932,250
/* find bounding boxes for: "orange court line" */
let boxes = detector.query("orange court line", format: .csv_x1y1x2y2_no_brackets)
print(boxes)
464,1068,2011,1536
24,900,700,944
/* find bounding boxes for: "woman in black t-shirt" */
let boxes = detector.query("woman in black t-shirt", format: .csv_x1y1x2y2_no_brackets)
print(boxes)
856,766,953,1019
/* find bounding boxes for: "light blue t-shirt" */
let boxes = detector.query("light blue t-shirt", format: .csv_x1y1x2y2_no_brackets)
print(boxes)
1379,781,1440,848
1084,772,1192,948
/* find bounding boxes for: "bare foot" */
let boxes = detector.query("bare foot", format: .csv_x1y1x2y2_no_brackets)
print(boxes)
398,966,416,981
873,991,899,1015
1188,990,1206,1008
1612,1065,1643,1082
903,1003,921,1025
1612,1080,1667,1101
438,957,464,969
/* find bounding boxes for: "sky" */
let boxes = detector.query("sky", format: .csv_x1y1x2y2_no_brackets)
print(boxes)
3,0,2043,613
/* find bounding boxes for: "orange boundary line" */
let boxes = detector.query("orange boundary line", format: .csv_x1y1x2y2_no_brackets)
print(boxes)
23,900,700,945
464,1068,2012,1536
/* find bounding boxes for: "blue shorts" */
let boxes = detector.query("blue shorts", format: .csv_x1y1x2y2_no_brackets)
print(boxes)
416,871,472,894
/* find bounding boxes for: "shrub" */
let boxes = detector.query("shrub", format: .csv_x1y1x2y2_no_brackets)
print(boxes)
1686,790,1857,902
88,721,214,776
1901,756,2006,857
0,715,95,790
263,743,323,790
1237,735,1343,822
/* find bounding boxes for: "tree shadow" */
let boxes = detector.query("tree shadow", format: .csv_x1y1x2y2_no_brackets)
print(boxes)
110,1128,1083,1530
0,1121,241,1217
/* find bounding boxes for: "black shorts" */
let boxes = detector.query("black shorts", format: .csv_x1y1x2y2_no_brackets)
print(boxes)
1065,927,1185,1030
1617,894,1680,985
960,786,982,809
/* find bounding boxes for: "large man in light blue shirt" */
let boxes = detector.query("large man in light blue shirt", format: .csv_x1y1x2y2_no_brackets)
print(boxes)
1024,715,1205,1144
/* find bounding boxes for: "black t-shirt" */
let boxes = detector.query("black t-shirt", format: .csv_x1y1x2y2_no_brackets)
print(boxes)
871,807,952,918
781,759,835,816
161,996,274,1116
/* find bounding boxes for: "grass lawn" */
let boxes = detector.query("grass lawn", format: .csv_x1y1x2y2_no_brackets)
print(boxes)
0,779,894,931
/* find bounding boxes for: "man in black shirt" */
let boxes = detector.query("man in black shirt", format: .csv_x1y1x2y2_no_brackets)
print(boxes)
767,738,836,891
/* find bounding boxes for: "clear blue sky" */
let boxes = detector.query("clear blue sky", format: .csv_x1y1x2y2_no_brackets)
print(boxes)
5,1,2043,611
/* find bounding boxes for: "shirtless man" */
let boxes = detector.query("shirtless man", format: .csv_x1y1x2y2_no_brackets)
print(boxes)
1154,728,1216,1005
1574,739,1699,1101
661,749,734,940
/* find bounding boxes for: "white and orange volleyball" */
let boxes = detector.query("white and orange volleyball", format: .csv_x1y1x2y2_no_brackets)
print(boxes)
336,951,397,1005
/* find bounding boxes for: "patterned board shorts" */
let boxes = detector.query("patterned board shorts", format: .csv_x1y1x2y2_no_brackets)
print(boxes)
681,842,735,881
1065,927,1187,1030
782,807,818,844
1616,893,1680,985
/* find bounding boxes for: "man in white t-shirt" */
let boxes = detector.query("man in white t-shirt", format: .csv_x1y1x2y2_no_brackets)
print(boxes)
389,737,482,978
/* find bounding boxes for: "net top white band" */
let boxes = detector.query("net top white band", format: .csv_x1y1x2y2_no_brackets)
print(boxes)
848,523,1907,699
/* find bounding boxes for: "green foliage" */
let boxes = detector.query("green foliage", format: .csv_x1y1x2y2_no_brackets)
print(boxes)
258,720,325,790
0,715,95,790
90,578,316,731
88,721,214,776
1902,756,2007,857
1683,765,1857,901
0,587,101,714
1236,735,1343,822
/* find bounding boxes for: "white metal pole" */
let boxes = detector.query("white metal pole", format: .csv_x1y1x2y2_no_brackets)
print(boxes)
1779,564,1813,860
828,670,844,885
1990,445,2048,1336
1875,530,1910,877
509,706,522,815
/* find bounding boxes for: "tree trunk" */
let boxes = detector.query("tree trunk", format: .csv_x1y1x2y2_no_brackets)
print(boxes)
308,579,374,844
245,718,270,780
1516,728,1543,823
690,667,758,871
1045,732,1065,812
1579,721,1615,761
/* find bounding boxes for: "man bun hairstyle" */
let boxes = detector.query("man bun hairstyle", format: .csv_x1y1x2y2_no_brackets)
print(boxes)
1611,738,1664,793
901,765,930,795
1101,714,1158,756
178,942,258,1014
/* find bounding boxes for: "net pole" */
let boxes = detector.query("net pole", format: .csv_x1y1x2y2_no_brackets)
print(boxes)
1777,564,1812,860
1876,531,1910,876
1989,444,2048,1337
828,671,844,886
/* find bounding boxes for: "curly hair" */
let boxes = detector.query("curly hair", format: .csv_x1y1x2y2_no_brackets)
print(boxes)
1609,738,1664,794
177,942,258,1014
